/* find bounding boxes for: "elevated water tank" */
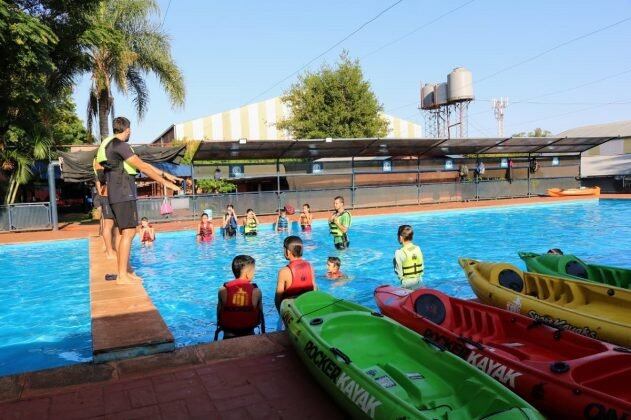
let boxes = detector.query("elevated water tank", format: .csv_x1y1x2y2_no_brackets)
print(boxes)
434,82,448,106
447,67,474,102
420,83,436,109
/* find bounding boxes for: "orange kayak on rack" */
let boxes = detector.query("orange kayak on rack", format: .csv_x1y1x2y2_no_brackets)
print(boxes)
547,186,600,197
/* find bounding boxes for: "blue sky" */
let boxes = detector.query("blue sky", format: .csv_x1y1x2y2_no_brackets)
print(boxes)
71,0,631,143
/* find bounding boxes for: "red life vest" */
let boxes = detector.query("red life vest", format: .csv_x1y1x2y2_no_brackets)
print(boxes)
283,259,315,299
141,229,153,242
218,279,260,331
199,222,213,241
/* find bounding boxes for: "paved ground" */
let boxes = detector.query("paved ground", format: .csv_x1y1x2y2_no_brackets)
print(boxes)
0,334,343,420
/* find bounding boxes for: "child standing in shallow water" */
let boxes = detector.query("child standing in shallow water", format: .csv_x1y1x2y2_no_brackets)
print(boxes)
139,217,155,246
299,203,312,231
276,208,289,232
197,213,214,242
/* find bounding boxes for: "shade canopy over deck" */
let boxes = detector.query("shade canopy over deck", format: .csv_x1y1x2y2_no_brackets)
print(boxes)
192,136,621,161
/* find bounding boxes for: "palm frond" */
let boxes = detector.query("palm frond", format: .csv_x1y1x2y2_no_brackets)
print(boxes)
86,85,99,137
126,67,149,119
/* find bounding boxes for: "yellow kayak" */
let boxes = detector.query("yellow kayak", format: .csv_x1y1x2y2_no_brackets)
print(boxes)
459,258,631,348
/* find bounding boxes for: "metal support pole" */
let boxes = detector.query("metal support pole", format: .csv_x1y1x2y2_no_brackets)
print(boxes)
351,157,355,209
47,161,59,230
191,163,196,217
527,153,531,197
475,154,479,201
276,159,281,210
416,155,421,205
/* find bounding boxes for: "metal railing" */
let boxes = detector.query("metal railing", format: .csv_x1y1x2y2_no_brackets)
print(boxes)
0,177,581,231
135,176,581,222
0,203,52,232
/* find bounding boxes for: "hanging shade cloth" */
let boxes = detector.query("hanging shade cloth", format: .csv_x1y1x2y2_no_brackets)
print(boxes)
59,144,186,183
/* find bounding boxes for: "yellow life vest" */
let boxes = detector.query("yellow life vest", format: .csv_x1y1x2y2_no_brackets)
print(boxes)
244,218,257,234
96,136,138,176
400,243,424,279
329,211,351,237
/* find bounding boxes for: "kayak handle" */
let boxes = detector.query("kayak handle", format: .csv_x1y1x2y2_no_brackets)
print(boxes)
423,336,446,352
613,346,631,353
458,335,484,350
330,347,352,364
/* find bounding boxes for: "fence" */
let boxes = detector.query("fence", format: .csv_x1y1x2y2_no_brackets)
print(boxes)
135,176,580,223
0,203,52,232
0,177,581,231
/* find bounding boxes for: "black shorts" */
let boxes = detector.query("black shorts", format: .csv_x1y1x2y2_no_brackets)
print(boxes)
100,196,115,220
110,200,139,231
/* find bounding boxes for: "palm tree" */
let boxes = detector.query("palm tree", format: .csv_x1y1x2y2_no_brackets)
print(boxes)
85,0,185,141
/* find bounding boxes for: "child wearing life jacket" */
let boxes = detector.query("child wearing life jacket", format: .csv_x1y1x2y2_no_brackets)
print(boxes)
216,255,263,339
393,225,424,290
326,256,345,280
275,236,317,311
196,213,214,243
276,208,289,232
299,203,312,231
139,217,155,245
243,209,259,236
223,204,238,237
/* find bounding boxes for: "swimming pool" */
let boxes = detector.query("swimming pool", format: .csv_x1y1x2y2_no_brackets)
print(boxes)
0,239,91,376
135,199,630,347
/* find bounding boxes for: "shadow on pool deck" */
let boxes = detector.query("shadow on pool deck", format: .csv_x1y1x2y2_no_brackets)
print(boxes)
0,332,344,419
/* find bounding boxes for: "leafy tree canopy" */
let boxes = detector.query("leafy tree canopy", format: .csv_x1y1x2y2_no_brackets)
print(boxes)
513,128,552,137
277,52,389,139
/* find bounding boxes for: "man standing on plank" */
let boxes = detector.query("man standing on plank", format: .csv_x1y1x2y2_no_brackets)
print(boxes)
97,117,181,284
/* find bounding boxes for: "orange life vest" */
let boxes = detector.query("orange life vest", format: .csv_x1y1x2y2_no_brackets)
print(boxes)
283,259,315,299
218,279,260,331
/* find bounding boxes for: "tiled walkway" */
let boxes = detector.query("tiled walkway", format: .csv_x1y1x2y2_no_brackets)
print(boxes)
0,339,343,419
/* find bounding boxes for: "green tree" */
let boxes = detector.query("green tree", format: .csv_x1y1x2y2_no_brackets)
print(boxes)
85,0,185,140
196,179,236,194
277,52,389,139
0,0,96,203
513,128,552,137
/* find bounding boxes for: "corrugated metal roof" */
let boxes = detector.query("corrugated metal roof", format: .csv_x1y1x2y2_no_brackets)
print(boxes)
557,120,631,137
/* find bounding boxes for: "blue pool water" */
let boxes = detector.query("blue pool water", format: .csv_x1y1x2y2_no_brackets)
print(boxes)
0,239,91,376
135,199,631,347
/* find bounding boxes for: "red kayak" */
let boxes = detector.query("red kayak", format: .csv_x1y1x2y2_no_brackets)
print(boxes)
375,285,631,420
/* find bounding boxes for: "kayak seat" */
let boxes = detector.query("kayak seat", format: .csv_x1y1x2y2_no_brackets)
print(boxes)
565,260,589,279
381,363,424,405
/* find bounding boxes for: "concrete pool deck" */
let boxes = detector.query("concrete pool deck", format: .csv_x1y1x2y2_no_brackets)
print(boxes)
0,333,343,419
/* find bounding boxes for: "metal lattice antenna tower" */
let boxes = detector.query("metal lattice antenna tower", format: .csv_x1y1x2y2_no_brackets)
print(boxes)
492,97,508,137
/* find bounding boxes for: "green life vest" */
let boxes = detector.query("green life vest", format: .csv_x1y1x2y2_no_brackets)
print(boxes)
400,243,424,279
244,218,258,234
329,211,351,237
96,136,138,176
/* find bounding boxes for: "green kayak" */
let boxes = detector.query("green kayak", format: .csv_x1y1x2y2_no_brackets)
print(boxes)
281,291,543,420
519,251,631,290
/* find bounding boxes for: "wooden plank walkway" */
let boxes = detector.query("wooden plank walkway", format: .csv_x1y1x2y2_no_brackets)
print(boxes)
89,238,174,363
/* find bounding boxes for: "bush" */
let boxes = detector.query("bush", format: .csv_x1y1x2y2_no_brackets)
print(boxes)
196,178,236,194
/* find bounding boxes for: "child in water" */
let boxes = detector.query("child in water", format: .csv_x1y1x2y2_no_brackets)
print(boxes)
243,209,259,236
276,208,289,232
196,213,214,242
139,217,155,246
223,204,238,237
299,203,312,231
326,256,345,279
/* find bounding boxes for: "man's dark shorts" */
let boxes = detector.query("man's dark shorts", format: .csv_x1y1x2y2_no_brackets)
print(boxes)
96,195,115,220
110,201,139,230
